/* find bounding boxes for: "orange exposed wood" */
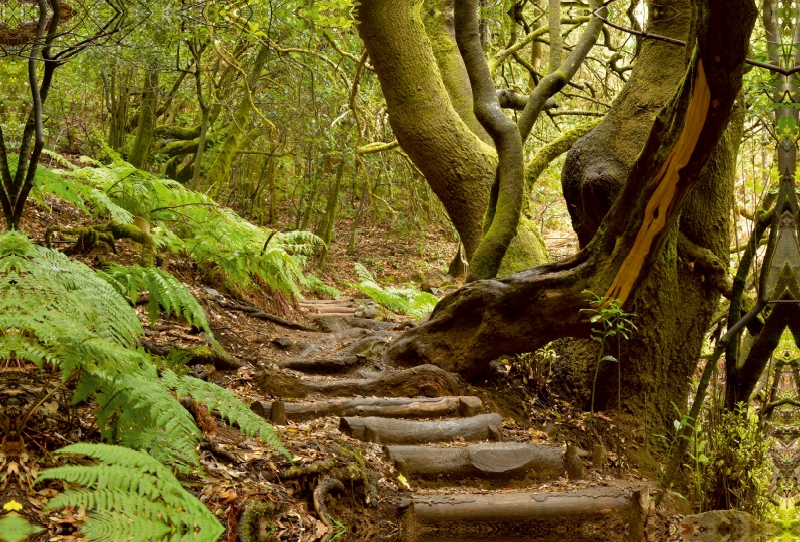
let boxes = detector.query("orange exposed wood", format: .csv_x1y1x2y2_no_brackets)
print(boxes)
604,60,711,304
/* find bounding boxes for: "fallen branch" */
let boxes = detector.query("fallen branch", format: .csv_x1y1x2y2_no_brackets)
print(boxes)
209,297,316,332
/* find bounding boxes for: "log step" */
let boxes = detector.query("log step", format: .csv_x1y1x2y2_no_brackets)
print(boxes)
384,442,565,482
251,396,482,423
399,486,648,541
257,364,462,398
340,413,503,444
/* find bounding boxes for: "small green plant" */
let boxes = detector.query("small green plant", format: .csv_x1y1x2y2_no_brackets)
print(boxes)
36,444,225,542
580,290,636,442
656,402,695,488
353,263,438,319
685,403,774,517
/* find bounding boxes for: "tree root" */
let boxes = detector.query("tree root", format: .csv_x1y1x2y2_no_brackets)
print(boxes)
45,223,155,266
206,293,316,332
238,500,275,542
313,478,345,529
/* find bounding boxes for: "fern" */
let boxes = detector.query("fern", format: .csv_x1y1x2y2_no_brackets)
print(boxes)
161,369,288,457
0,231,285,469
42,146,337,297
37,444,224,542
98,264,211,332
352,263,439,319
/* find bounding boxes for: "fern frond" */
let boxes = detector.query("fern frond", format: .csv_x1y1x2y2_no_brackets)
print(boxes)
161,370,289,459
38,445,225,542
99,264,211,332
352,263,439,319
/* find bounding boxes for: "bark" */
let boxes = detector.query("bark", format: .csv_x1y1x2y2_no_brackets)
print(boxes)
455,0,525,280
399,486,646,542
251,396,482,422
128,68,158,169
357,0,549,272
206,44,270,196
256,365,463,398
382,0,757,431
340,412,503,444
561,0,745,430
384,442,565,481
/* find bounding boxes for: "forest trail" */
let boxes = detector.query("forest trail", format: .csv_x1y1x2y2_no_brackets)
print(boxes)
248,301,659,542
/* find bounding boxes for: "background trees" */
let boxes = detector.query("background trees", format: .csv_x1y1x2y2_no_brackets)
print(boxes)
0,0,786,490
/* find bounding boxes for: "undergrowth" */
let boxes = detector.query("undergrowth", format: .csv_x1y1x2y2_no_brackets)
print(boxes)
0,229,286,461
37,444,225,542
28,148,337,298
1,229,288,540
352,262,438,318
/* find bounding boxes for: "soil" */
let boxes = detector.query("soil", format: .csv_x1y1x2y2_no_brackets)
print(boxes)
8,195,681,542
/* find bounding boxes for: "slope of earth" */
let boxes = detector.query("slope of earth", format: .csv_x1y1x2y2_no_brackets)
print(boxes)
11,196,684,542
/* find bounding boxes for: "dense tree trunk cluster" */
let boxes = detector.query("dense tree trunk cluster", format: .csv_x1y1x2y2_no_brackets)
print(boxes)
361,0,757,433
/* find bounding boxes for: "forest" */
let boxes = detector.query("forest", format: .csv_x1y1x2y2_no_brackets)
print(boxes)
0,0,797,540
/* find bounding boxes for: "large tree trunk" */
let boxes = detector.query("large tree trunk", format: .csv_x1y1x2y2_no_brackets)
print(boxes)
381,0,756,432
357,0,549,272
560,0,743,431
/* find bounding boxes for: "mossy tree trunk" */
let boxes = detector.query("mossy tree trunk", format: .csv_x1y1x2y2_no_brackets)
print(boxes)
205,44,270,197
382,0,756,434
357,0,550,275
560,0,743,432
128,68,158,169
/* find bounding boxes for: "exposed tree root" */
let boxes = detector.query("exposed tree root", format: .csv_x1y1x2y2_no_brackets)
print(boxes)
313,478,345,528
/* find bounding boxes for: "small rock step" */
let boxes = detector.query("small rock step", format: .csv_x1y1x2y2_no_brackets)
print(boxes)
399,486,648,542
384,442,565,482
251,396,482,423
340,413,503,444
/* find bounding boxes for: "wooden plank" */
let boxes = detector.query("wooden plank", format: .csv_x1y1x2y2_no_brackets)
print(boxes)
400,486,646,542
384,442,565,481
251,396,482,422
340,413,503,444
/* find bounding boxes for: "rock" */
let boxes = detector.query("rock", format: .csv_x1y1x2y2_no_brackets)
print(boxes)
420,271,453,293
355,301,380,319
678,510,762,541
271,337,295,350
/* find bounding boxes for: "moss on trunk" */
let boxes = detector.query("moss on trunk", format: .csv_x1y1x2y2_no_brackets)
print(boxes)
206,44,270,197
128,69,158,169
561,0,742,434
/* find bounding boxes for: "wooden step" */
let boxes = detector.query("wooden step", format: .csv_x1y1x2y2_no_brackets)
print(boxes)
340,413,503,444
257,364,462,398
384,442,565,482
399,486,648,542
251,396,482,423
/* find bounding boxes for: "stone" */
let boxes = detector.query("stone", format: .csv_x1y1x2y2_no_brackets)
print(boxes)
420,272,453,293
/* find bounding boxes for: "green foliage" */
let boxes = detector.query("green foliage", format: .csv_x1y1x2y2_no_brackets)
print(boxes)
40,148,337,298
98,264,210,331
36,444,225,542
580,290,637,441
352,262,438,318
0,231,286,469
685,404,774,518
